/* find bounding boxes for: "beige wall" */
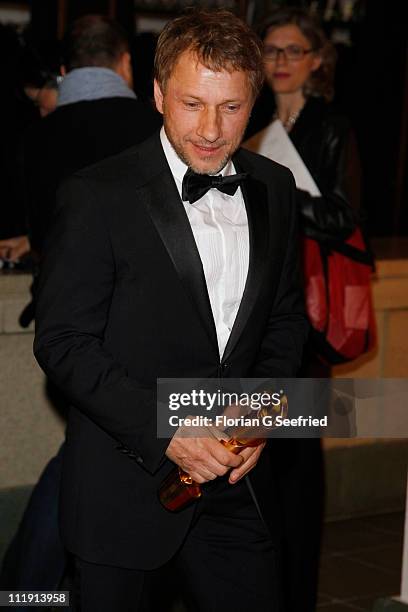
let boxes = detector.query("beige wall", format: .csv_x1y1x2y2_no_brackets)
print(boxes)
326,244,408,518
333,244,408,379
0,274,65,489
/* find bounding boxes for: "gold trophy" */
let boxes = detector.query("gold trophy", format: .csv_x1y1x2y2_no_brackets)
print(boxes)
159,392,288,511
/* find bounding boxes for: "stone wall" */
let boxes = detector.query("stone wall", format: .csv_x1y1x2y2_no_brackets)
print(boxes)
0,274,64,489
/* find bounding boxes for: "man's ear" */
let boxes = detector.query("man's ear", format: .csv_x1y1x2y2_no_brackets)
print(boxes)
153,79,164,114
115,51,133,88
60,65,66,76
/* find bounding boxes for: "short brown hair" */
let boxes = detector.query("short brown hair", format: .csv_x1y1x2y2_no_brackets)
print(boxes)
63,15,129,72
154,9,264,100
259,7,336,102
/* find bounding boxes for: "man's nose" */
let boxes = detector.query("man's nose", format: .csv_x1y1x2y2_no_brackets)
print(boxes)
197,108,221,143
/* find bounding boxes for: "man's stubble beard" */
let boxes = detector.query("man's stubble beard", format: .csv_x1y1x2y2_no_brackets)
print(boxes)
163,115,243,176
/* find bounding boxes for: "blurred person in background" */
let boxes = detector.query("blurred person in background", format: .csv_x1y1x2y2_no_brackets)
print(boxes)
131,31,158,101
245,7,361,612
0,58,61,264
0,14,160,272
0,25,36,251
25,14,160,260
23,73,60,118
23,17,148,256
0,14,160,605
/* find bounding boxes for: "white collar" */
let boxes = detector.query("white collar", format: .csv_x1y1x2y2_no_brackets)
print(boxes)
160,126,235,188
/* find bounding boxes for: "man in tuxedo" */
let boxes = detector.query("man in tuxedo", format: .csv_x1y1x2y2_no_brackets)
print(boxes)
34,9,308,612
0,15,159,602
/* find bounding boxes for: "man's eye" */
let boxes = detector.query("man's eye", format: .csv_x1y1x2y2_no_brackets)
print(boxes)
225,105,239,112
184,102,200,109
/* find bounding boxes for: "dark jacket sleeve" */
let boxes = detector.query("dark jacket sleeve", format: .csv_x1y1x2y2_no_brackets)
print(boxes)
23,122,51,256
251,172,309,377
33,176,168,475
294,114,361,243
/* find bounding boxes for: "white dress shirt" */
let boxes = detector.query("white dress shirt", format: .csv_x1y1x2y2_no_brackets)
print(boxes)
160,127,249,358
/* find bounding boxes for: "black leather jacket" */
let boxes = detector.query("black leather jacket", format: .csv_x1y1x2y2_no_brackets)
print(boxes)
246,95,360,244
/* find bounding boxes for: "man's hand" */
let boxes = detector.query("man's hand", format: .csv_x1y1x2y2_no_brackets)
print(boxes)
228,442,266,484
166,434,243,484
0,235,30,261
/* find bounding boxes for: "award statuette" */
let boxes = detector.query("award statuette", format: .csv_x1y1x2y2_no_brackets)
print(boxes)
159,393,288,512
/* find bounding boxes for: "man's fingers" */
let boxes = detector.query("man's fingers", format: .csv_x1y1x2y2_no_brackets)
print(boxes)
206,453,239,477
181,450,225,480
210,439,243,469
188,442,241,478
228,443,265,484
165,435,243,484
0,243,12,258
188,468,218,484
187,470,214,484
229,458,256,483
0,236,30,262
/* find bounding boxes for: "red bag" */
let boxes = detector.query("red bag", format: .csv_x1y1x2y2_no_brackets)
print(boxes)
303,237,327,333
303,228,376,364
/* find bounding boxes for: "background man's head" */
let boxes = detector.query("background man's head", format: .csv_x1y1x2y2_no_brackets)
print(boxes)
63,15,132,87
154,9,264,175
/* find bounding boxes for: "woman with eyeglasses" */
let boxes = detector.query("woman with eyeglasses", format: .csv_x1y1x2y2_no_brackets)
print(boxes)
246,7,362,612
247,7,360,239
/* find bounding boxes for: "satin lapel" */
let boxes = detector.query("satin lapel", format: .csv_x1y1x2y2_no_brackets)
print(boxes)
222,163,270,362
137,164,218,352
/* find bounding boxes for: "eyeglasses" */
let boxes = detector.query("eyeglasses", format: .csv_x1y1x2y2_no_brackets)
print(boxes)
263,44,316,62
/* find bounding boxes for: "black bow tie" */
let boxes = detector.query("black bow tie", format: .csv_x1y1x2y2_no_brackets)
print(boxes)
182,167,247,204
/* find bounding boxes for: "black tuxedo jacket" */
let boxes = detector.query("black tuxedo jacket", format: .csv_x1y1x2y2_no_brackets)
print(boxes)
246,95,358,243
34,131,308,570
24,96,161,254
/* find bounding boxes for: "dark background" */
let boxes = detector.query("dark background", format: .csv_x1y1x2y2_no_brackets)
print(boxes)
1,0,407,237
